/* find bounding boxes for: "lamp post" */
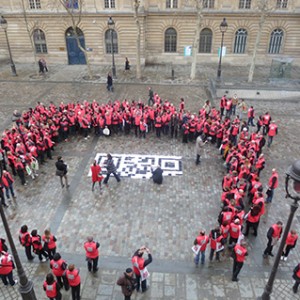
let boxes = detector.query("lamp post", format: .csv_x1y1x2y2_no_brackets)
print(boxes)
0,16,17,76
107,16,116,78
260,160,300,300
0,162,37,299
217,18,228,79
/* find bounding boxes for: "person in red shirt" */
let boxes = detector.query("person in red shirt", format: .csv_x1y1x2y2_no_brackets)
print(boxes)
263,221,283,258
281,230,298,261
66,264,81,300
83,236,100,272
266,168,279,203
267,121,278,147
90,161,103,192
50,252,68,290
193,230,210,265
0,251,17,286
42,229,57,260
131,246,152,293
19,224,34,260
293,263,300,293
232,241,248,282
31,229,48,262
43,273,62,300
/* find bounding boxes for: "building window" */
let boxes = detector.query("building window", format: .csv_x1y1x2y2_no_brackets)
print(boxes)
203,0,215,8
166,0,178,8
33,29,47,54
164,28,177,52
268,29,283,54
105,29,118,54
233,28,247,54
199,28,212,53
29,0,41,9
239,0,251,9
104,0,115,8
64,0,79,9
276,0,288,8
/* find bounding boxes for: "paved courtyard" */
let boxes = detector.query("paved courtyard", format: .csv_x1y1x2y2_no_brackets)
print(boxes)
0,63,299,299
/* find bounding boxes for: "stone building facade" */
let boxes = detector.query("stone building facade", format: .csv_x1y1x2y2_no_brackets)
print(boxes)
0,0,300,67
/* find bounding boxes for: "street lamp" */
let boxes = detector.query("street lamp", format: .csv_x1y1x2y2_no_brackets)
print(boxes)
260,160,300,300
217,17,228,79
0,162,37,299
0,16,17,76
107,16,116,78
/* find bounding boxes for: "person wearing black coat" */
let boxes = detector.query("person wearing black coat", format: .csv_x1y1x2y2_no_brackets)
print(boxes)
55,156,69,188
151,165,163,184
103,154,120,184
107,73,113,92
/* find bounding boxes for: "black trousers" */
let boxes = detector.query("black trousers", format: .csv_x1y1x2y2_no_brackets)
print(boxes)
232,260,244,280
87,257,98,272
244,221,259,236
71,283,80,300
25,245,34,260
0,271,15,286
264,238,274,255
135,274,147,292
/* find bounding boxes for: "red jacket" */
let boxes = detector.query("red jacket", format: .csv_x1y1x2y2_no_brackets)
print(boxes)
66,269,81,286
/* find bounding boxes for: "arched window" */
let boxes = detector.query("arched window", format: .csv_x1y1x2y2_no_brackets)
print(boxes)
33,29,47,54
165,28,177,52
105,29,118,54
268,29,283,54
199,28,212,53
233,28,247,54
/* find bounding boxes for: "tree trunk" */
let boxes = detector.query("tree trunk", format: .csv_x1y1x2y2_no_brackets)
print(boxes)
248,1,267,83
21,0,39,76
134,0,142,80
190,1,204,80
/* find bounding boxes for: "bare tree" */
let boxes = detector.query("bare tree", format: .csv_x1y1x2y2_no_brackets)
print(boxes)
133,0,142,79
190,0,205,80
59,0,94,79
248,0,274,83
20,0,39,75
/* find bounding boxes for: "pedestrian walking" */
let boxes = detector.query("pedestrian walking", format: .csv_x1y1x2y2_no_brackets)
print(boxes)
107,73,113,92
148,87,154,106
83,236,100,272
263,221,283,258
1,170,16,200
131,246,152,293
42,229,57,260
193,230,209,265
151,165,163,184
117,268,137,300
231,241,248,282
124,57,130,72
50,253,69,290
195,135,207,165
43,273,62,300
267,121,278,147
281,230,298,261
31,229,48,262
265,168,279,203
90,160,103,191
55,156,69,188
19,225,34,260
0,251,17,286
244,204,263,237
103,154,121,185
38,58,48,74
66,264,81,300
293,263,300,293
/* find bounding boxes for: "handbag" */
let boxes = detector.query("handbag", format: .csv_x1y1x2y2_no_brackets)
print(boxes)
56,169,64,177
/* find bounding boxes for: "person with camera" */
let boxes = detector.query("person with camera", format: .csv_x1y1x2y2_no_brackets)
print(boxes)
117,268,136,300
131,246,152,293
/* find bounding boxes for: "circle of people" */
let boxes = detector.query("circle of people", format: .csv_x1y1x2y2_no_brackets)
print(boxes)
0,90,299,298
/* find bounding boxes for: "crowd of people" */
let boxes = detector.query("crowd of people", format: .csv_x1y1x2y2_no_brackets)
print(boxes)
0,90,298,298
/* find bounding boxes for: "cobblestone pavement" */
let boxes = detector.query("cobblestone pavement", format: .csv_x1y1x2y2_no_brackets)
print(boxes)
0,63,299,299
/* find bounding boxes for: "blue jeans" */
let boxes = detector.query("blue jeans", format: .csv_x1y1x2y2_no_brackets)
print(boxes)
266,188,274,203
194,251,205,265
267,136,273,147
5,184,15,199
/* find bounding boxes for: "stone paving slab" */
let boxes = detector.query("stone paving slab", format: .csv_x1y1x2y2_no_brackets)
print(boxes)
0,80,299,300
